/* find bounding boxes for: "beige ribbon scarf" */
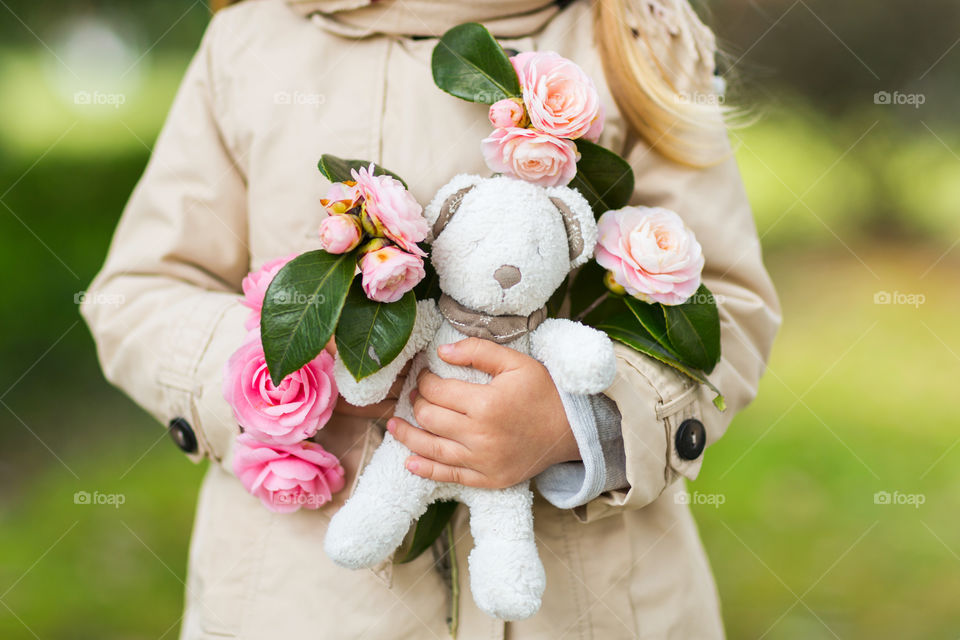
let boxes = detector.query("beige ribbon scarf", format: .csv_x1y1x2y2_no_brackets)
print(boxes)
438,294,548,344
287,0,560,37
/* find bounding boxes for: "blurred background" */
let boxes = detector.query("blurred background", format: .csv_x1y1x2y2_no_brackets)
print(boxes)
1,0,958,637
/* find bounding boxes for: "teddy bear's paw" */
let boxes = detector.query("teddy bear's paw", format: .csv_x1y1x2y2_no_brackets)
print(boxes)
468,539,545,621
531,319,617,395
324,493,410,569
333,356,393,406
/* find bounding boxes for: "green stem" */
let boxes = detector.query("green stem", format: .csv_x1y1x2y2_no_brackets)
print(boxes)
446,521,459,639
574,292,609,322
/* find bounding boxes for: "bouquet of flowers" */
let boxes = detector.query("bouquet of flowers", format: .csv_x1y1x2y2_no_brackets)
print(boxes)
221,22,723,542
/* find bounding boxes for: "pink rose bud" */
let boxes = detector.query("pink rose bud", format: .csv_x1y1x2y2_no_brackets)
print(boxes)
319,214,362,254
595,206,705,306
359,246,425,303
321,181,360,215
240,254,297,330
481,127,579,187
510,51,603,140
222,333,338,445
603,270,626,296
352,164,428,257
232,434,345,513
488,98,527,128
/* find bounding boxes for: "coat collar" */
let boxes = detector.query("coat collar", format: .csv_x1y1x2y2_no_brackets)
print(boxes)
287,0,560,38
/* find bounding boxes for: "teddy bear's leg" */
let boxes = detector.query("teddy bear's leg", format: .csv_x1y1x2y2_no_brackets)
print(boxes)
324,433,436,569
459,483,545,621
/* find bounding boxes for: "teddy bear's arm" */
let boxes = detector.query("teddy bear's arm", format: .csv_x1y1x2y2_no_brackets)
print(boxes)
529,318,617,395
333,298,442,406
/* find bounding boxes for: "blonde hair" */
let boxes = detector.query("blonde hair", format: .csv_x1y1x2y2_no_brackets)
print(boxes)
212,0,729,166
594,0,730,166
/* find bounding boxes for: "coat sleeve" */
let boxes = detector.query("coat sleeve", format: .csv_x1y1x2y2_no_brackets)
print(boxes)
572,3,781,523
80,13,250,466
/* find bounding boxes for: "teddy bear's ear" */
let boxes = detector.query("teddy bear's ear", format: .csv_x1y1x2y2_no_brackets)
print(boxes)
424,174,485,242
545,185,598,268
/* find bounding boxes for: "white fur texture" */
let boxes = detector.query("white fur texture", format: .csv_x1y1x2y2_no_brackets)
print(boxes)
530,318,617,395
324,176,617,621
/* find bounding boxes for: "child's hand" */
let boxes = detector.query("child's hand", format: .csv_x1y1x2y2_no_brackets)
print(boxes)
387,338,580,489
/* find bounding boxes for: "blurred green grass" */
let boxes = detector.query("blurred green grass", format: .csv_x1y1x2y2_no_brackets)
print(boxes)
2,38,960,640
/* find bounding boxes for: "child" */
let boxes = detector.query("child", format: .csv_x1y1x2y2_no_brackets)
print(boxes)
82,0,779,637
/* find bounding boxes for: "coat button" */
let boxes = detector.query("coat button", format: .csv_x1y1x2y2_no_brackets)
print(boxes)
675,418,706,460
168,417,198,454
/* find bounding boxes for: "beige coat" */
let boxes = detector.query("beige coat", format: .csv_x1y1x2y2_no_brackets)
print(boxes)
81,0,780,638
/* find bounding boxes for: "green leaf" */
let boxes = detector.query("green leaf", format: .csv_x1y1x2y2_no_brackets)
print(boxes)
569,140,635,216
395,501,459,564
334,281,417,381
414,252,441,301
597,314,725,411
432,23,521,104
261,250,354,385
661,284,722,373
623,297,678,357
318,154,408,188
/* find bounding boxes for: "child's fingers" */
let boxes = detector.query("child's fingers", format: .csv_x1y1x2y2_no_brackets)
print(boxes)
436,338,526,377
415,370,475,414
404,456,489,488
410,393,467,439
387,418,469,467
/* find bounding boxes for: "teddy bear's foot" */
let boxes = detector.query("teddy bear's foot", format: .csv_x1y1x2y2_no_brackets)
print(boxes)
460,484,545,620
468,538,545,620
324,434,434,569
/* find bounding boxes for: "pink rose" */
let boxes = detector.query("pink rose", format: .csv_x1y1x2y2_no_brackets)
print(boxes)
319,214,362,254
223,333,338,445
321,181,360,215
488,98,526,128
510,51,603,141
241,254,297,330
352,164,427,256
596,206,704,306
481,127,578,187
232,434,345,513
359,246,425,303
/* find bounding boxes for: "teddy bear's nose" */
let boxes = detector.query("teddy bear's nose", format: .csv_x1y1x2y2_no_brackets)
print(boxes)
494,265,522,290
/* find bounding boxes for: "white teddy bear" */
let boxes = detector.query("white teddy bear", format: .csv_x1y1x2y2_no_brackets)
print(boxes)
324,174,617,620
